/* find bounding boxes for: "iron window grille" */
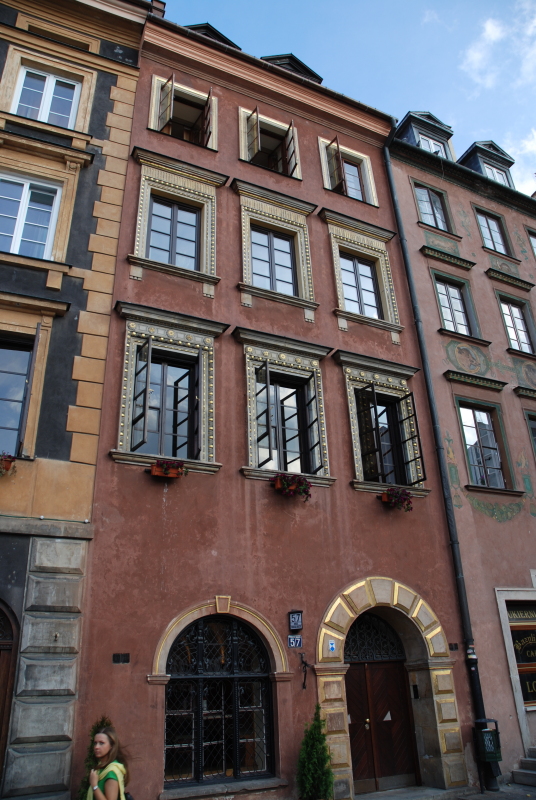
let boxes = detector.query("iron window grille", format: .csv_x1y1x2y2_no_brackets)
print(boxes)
0,334,39,457
477,212,507,254
251,227,297,296
459,406,505,489
415,186,448,231
326,136,364,201
436,280,470,336
339,253,382,319
159,74,213,147
165,616,273,785
255,363,323,475
501,301,533,353
130,339,200,459
14,66,81,129
147,197,200,270
246,107,298,177
355,383,425,486
344,613,405,663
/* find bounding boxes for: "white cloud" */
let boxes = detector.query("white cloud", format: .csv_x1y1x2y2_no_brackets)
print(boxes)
422,9,440,24
505,129,536,196
460,18,507,88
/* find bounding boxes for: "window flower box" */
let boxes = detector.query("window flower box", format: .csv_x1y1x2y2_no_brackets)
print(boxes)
378,486,413,512
149,460,189,479
270,473,312,502
0,454,16,477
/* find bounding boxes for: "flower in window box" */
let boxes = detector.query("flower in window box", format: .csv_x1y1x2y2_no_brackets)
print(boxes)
270,473,312,502
0,453,16,477
378,486,413,512
150,460,189,479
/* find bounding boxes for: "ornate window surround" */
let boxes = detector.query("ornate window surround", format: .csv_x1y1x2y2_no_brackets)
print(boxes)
110,302,229,473
238,106,303,180
320,208,402,340
318,137,378,206
232,179,318,322
148,74,219,151
129,148,228,297
233,327,335,487
334,350,428,495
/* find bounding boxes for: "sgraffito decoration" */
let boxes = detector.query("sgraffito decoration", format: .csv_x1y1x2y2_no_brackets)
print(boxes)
445,340,490,376
445,431,463,508
512,357,536,392
464,494,524,522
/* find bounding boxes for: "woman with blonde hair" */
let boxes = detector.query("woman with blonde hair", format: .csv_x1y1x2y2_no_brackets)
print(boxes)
88,726,129,800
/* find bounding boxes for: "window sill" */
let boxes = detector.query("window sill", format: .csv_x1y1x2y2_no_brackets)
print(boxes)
238,157,301,181
438,329,491,347
146,127,218,153
241,467,335,488
351,481,430,497
238,283,318,310
465,485,525,497
335,308,403,333
444,370,507,391
324,186,378,208
417,221,462,241
159,776,288,800
0,127,92,166
482,246,521,264
508,348,536,361
0,111,92,149
420,246,475,271
128,255,220,289
485,267,534,292
109,450,222,474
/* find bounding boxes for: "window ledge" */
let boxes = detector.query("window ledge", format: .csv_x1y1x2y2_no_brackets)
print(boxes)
0,111,91,148
159,776,288,800
146,127,218,154
335,309,403,333
465,484,525,497
351,481,430,497
485,268,534,292
438,329,491,347
241,467,335,488
324,187,378,209
238,283,318,310
444,370,507,391
482,246,521,264
0,129,92,166
238,157,302,182
109,451,222,474
508,348,536,361
0,251,70,273
420,246,475,271
417,222,462,241
128,255,221,286
0,291,69,316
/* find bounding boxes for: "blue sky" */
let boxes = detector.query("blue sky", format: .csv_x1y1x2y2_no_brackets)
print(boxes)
162,0,536,195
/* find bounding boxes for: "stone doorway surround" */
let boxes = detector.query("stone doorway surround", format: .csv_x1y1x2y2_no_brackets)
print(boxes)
315,577,468,800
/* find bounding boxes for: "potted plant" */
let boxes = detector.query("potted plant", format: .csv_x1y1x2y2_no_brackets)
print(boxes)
270,472,312,502
297,704,333,800
150,460,189,479
0,453,16,477
378,485,413,512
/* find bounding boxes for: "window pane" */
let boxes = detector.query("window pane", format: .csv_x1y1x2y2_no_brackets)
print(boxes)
485,165,495,180
430,191,447,230
17,71,46,120
48,80,75,127
343,161,363,201
19,188,55,258
415,187,435,227
0,180,23,253
488,217,506,253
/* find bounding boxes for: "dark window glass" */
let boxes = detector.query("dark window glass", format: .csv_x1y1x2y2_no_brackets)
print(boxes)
460,406,505,489
170,96,205,143
507,602,536,707
477,212,507,254
148,198,200,270
501,301,533,353
530,232,536,259
251,228,296,296
165,616,273,784
528,417,536,455
339,253,382,319
415,186,448,230
0,341,32,455
436,280,470,335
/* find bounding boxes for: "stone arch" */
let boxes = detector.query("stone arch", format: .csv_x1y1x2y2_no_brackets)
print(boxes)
315,577,467,799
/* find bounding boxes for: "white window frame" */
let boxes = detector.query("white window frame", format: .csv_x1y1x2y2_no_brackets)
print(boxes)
318,137,378,206
484,163,508,185
418,134,446,158
148,75,218,151
238,107,303,180
0,172,62,260
12,66,81,129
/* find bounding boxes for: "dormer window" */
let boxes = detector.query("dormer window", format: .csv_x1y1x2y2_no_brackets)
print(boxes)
484,164,508,185
419,135,446,157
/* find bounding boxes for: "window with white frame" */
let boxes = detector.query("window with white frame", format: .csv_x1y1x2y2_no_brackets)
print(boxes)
418,134,446,157
476,210,508,254
435,279,471,336
150,75,218,150
318,138,377,205
13,67,80,129
414,185,448,231
0,175,60,259
528,230,536,259
500,299,533,353
484,164,508,185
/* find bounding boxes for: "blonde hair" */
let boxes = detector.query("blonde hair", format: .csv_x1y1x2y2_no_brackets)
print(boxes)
95,727,129,786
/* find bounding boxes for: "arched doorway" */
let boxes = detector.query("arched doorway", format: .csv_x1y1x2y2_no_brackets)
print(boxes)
345,612,418,794
164,615,273,787
0,603,17,786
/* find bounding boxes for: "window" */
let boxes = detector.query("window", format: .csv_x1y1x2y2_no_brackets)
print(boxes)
415,186,448,230
164,616,272,784
147,197,200,270
355,383,423,486
14,67,80,129
477,211,507,254
459,406,505,489
484,164,508,185
245,107,298,177
339,253,382,319
506,603,536,707
527,415,536,456
418,134,446,157
251,228,296,296
501,301,533,353
0,338,36,456
157,74,215,148
0,176,59,260
435,279,470,335
255,364,322,474
529,231,536,259
319,136,379,204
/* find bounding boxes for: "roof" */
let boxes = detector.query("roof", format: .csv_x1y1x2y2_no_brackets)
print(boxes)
396,111,453,138
184,23,241,50
261,53,322,84
458,140,514,168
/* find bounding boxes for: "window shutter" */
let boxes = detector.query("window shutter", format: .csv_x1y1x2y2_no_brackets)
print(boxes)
158,73,175,132
255,361,273,467
284,120,298,177
17,323,41,457
246,107,261,160
304,373,323,474
131,338,152,452
355,383,384,481
201,87,213,148
396,391,426,486
327,136,347,194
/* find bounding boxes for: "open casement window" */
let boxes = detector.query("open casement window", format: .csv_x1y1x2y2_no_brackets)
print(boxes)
355,383,425,486
326,136,364,200
130,340,200,459
255,363,323,475
159,74,214,148
459,406,505,489
247,108,299,177
0,331,40,457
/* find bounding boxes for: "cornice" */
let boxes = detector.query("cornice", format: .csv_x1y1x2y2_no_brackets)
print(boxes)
334,350,419,379
351,481,430,497
115,301,229,337
444,370,507,391
240,467,336,488
133,148,228,187
232,327,332,359
74,0,149,23
420,246,475,270
0,292,69,316
109,451,222,473
514,386,536,399
320,208,396,242
0,252,70,273
486,268,534,292
0,131,92,166
232,180,316,215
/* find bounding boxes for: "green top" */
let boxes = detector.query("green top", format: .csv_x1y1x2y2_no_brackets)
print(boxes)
97,763,120,793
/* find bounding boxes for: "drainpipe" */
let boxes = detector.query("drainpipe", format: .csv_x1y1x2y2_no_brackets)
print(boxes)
383,136,499,792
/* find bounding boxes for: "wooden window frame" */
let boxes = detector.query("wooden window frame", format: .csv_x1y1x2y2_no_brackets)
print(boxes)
146,196,201,271
414,185,449,231
417,133,447,158
0,173,62,260
149,75,218,151
483,163,509,185
239,107,301,179
500,299,533,354
408,178,456,233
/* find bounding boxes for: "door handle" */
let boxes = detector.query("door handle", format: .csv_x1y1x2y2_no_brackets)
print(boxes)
365,718,370,730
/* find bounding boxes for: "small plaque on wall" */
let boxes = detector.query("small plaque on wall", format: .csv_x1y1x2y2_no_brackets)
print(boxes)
288,635,303,648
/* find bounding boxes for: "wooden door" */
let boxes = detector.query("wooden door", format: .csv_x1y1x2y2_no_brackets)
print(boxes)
345,661,417,794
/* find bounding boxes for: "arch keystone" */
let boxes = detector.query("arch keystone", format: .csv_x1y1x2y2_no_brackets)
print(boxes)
215,595,231,613
369,577,393,605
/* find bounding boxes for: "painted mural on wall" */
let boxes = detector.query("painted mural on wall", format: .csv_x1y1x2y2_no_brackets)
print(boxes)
424,230,460,256
512,357,536,391
445,341,490,376
489,253,520,277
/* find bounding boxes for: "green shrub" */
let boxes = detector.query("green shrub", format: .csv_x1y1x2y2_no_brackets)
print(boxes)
296,704,333,800
76,715,113,800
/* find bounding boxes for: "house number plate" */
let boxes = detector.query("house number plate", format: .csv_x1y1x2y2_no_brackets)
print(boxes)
288,635,303,648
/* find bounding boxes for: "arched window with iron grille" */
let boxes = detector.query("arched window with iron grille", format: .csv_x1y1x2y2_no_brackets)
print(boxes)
165,615,273,786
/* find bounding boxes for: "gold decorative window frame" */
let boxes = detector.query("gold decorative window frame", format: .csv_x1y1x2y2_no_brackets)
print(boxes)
233,327,334,486
0,44,98,133
0,292,68,458
233,180,317,322
15,14,101,54
318,137,378,206
238,107,303,180
111,303,228,473
148,75,219,151
334,350,428,494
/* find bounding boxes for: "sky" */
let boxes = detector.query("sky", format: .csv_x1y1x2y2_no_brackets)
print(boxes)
161,0,536,196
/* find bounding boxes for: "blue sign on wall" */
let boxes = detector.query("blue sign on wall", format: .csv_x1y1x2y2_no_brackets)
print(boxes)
288,635,303,648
